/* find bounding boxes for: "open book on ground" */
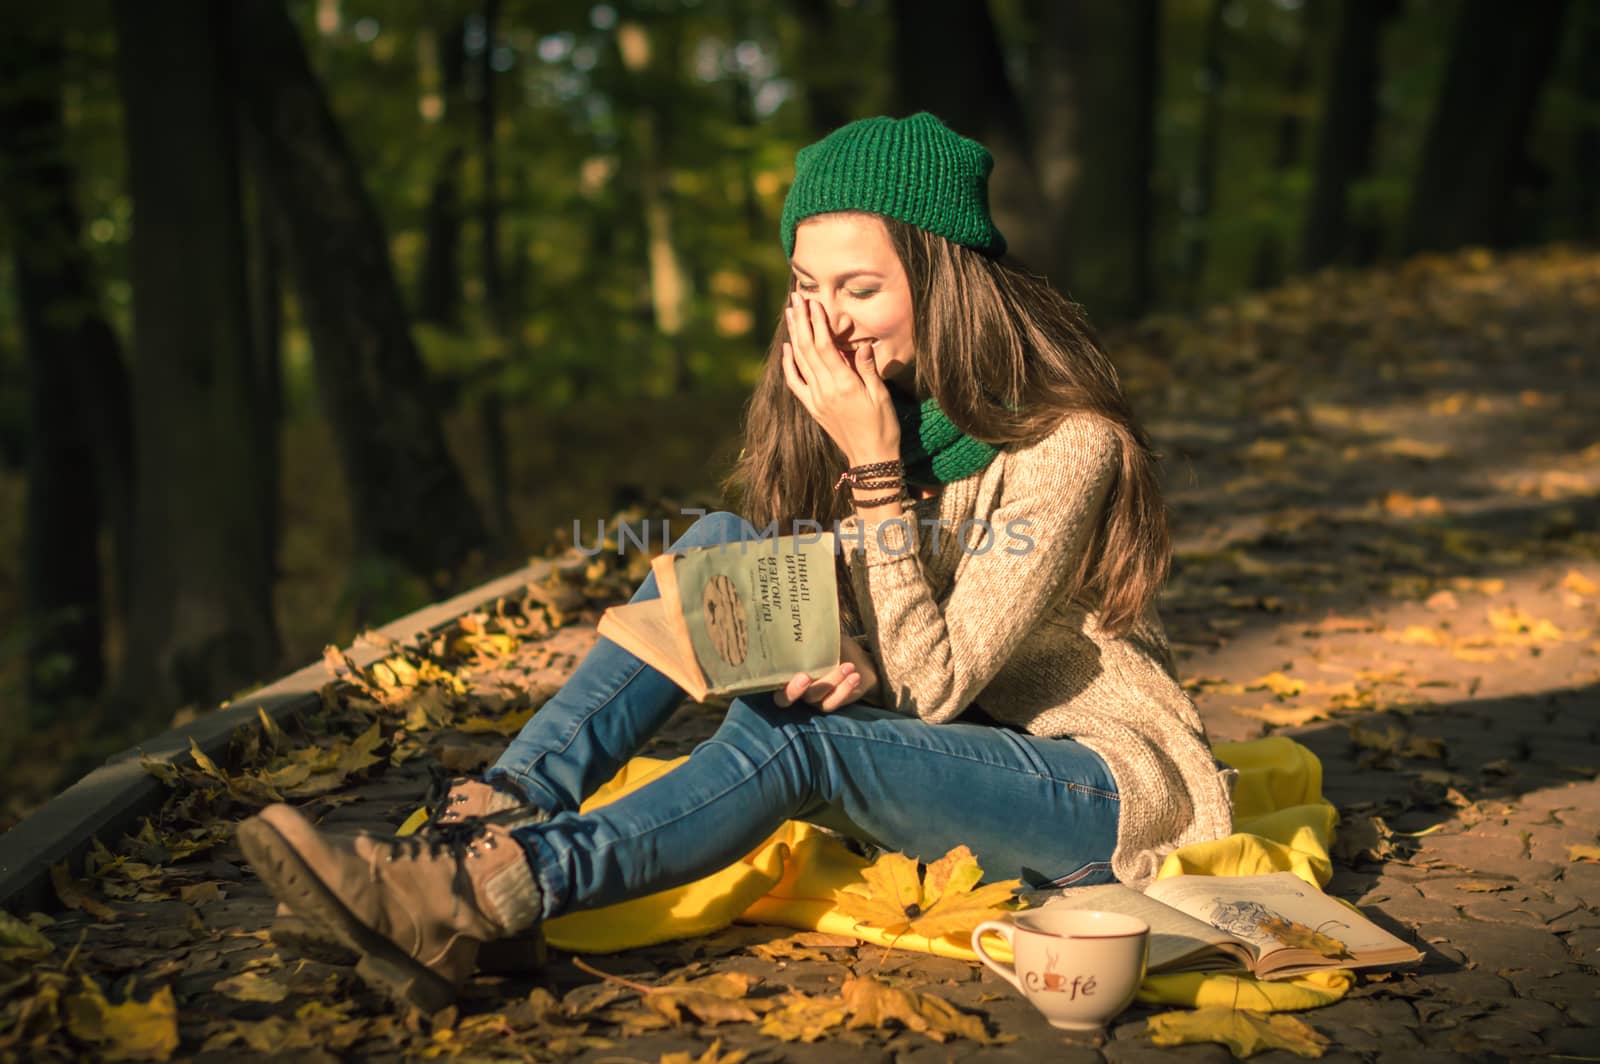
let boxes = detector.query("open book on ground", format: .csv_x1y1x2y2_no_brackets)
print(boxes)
1041,871,1422,980
597,532,840,702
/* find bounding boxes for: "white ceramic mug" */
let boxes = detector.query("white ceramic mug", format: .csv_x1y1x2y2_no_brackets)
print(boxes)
971,909,1150,1031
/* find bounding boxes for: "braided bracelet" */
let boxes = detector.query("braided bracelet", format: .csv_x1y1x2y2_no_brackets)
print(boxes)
834,460,905,493
852,490,907,508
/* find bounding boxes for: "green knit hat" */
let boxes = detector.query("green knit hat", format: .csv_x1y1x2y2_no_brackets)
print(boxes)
780,112,1007,260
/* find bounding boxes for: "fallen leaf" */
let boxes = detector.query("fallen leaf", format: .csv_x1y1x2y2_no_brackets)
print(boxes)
0,910,54,963
832,845,1022,941
841,975,996,1044
1247,672,1307,699
658,1038,748,1064
1560,569,1598,597
213,971,289,1003
1256,916,1350,959
750,937,832,964
646,972,762,1026
64,979,180,1061
1567,844,1600,863
1147,1006,1329,1058
758,991,849,1042
179,883,223,906
51,862,120,922
1236,704,1331,727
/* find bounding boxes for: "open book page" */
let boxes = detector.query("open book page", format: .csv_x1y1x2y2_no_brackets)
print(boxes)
671,532,840,698
595,599,707,700
1145,872,1422,979
1039,883,1253,975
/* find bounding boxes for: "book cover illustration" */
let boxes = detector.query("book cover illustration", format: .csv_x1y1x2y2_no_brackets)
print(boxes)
671,532,840,695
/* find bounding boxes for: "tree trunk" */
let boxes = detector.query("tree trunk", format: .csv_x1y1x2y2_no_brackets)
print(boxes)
112,0,280,720
232,0,489,588
242,124,283,599
0,17,134,716
1301,0,1397,271
890,0,1056,277
1401,0,1569,254
617,17,695,393
1026,0,1160,322
1575,2,1600,241
789,0,851,136
474,0,516,554
416,19,467,327
1252,0,1318,288
1182,0,1231,308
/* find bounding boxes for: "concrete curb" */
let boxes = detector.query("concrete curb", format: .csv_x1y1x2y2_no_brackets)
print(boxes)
0,559,556,914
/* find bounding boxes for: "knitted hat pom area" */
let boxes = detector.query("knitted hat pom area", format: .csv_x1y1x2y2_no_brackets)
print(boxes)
779,112,1007,261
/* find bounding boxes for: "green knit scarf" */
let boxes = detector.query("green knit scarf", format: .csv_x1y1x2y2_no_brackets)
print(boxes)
889,386,999,488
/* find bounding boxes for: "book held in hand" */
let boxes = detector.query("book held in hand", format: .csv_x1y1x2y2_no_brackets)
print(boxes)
597,531,841,702
1041,871,1422,980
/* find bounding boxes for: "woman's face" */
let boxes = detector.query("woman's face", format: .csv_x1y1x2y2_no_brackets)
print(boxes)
789,213,916,387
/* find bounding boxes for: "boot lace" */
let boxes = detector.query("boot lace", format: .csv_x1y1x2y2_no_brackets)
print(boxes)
379,818,505,863
420,768,546,829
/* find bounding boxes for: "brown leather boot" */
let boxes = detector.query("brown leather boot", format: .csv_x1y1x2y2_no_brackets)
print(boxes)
268,775,550,969
239,803,543,1012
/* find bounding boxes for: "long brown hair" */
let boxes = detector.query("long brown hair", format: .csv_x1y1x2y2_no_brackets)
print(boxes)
721,212,1169,636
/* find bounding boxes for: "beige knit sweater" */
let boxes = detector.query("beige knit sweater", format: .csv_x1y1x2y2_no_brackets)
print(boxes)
836,411,1236,890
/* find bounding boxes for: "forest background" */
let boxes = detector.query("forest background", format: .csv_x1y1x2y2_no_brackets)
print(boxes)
1,0,1594,825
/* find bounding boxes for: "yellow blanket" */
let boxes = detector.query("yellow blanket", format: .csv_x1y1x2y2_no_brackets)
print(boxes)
461,735,1348,1011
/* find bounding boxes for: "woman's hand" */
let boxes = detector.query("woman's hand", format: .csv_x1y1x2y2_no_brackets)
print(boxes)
773,633,881,713
782,292,900,466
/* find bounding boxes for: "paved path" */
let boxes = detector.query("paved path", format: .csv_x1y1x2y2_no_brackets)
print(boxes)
11,248,1600,1060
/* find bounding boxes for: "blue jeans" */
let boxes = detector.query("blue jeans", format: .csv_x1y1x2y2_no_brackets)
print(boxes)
487,511,1120,921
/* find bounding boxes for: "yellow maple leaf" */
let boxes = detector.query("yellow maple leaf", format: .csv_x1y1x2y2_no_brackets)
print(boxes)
1248,672,1306,699
643,972,762,1027
0,910,54,964
1256,916,1350,959
64,979,180,1062
832,845,1022,941
1236,704,1331,727
658,1038,747,1064
1562,569,1599,597
758,990,848,1043
841,975,999,1044
1147,1006,1329,1058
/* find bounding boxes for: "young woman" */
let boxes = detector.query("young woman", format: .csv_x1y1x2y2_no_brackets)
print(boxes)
239,112,1235,1013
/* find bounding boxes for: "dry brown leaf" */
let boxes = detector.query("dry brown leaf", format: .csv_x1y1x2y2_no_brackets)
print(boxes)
213,971,289,1003
0,910,54,964
840,975,997,1044
658,1038,748,1064
749,938,832,964
50,862,119,922
643,973,762,1026
1147,1007,1328,1058
758,990,849,1042
1566,844,1600,863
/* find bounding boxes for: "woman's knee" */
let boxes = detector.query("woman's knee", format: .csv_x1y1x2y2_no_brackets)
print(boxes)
707,695,798,761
